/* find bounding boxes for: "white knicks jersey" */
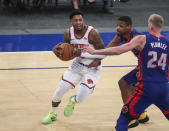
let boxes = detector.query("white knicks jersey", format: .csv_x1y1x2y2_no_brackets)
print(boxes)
70,26,95,65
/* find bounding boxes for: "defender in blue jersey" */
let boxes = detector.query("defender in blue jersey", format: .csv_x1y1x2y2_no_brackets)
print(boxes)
106,16,149,128
83,14,169,131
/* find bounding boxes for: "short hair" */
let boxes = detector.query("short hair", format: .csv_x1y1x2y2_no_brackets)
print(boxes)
69,9,84,20
148,14,164,29
118,16,132,26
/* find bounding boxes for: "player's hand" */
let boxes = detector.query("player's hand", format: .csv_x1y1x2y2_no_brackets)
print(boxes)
73,48,81,57
87,58,101,69
82,45,95,54
52,43,62,57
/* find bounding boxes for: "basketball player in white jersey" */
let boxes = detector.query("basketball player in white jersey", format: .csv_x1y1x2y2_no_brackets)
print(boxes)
41,10,105,124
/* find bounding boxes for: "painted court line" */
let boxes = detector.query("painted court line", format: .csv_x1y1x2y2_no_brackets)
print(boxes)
0,65,137,70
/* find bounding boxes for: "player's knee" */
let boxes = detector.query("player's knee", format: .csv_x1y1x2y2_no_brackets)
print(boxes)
76,84,92,103
52,80,74,102
118,78,126,90
118,78,122,86
59,80,74,89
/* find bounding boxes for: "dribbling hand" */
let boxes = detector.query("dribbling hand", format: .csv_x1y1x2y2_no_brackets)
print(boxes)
73,48,81,57
52,43,63,57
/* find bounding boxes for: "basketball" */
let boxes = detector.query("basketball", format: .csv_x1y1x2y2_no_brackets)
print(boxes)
52,43,75,61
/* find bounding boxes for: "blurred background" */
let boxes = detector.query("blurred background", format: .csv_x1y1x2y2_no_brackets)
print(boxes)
0,0,169,52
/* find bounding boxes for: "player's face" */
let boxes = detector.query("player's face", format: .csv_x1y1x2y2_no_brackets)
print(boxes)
71,15,84,31
116,20,131,35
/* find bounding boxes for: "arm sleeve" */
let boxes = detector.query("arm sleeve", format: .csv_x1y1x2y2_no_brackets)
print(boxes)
80,52,106,59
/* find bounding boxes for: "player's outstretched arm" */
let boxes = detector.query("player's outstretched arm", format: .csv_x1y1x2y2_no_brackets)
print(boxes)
83,35,146,55
80,29,106,59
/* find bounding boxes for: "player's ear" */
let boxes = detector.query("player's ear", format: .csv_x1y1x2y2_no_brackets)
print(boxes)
148,23,153,31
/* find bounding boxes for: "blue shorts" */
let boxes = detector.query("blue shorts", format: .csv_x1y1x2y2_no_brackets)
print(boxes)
122,68,139,86
124,81,169,119
116,81,169,130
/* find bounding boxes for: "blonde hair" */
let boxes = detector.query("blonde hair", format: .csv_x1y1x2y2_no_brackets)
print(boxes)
148,14,164,29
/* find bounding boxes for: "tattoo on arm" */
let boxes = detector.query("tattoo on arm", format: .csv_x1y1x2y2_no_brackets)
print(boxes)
64,29,70,43
89,29,104,49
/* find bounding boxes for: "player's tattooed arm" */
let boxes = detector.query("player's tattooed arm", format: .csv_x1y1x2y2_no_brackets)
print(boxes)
87,29,104,68
88,29,104,50
106,35,121,48
64,29,70,43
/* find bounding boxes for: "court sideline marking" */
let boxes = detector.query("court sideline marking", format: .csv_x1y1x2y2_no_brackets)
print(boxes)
0,65,136,70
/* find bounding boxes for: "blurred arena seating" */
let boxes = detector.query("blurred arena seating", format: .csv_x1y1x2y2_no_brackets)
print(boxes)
0,0,116,10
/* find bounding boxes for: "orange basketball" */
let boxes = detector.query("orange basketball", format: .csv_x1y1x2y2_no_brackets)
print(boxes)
53,43,75,61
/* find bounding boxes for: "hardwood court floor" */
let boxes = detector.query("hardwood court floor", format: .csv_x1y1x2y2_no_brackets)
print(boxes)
0,51,168,131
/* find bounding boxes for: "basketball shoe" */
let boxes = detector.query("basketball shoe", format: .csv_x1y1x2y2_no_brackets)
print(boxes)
138,112,149,123
41,112,57,124
64,95,75,117
128,112,149,128
128,119,139,128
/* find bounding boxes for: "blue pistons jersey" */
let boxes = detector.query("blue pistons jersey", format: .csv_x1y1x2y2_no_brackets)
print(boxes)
121,28,143,86
120,28,143,57
138,33,169,82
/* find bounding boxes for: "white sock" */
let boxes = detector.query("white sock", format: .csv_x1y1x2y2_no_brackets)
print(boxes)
51,107,57,114
71,96,76,103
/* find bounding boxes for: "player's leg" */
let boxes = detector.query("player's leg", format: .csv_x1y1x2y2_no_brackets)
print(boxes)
118,78,135,104
118,68,149,128
42,69,81,124
116,112,132,131
64,66,101,117
119,70,139,129
76,66,101,102
118,68,138,103
155,82,169,121
64,83,94,117
116,81,152,130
